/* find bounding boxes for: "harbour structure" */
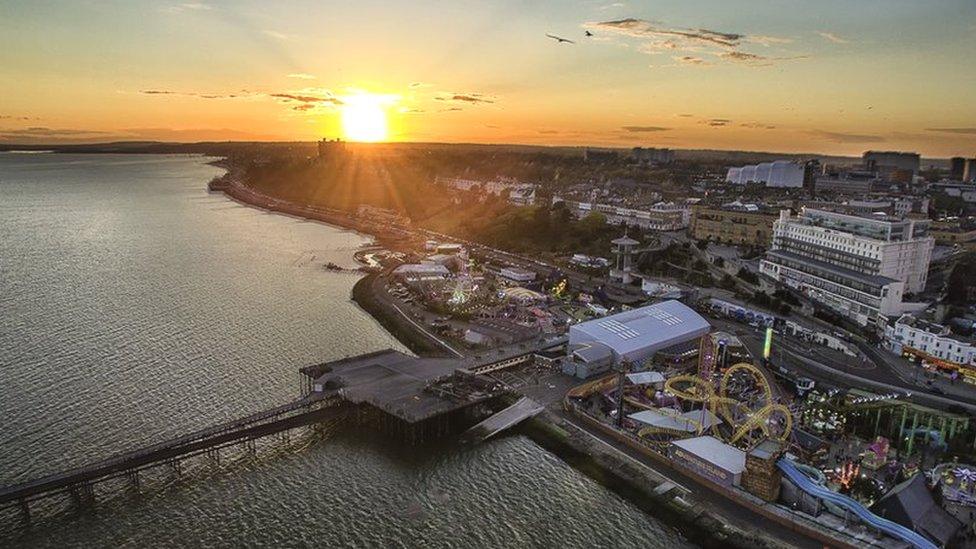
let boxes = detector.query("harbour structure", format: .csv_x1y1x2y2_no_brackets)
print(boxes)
760,208,934,326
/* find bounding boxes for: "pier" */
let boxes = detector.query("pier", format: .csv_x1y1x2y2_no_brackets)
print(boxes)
0,343,561,524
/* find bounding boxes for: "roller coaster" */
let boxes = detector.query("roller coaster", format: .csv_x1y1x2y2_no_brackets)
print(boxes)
644,362,793,445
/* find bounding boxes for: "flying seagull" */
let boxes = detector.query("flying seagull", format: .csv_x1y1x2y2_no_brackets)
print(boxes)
584,30,593,37
546,33,575,44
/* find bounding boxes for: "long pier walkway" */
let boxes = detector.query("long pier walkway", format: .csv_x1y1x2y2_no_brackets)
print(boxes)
0,393,344,519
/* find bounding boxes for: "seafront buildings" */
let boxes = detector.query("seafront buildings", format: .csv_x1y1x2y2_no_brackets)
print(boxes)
760,208,934,326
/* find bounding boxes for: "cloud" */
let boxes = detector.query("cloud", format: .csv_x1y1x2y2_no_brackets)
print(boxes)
0,127,112,140
748,35,793,47
810,130,885,143
262,30,291,41
925,128,976,135
398,107,425,114
138,89,245,99
409,82,432,89
0,115,37,121
434,92,494,104
674,55,711,66
161,3,212,13
269,91,344,107
703,118,731,127
538,130,560,135
588,19,742,48
621,125,671,132
439,107,464,112
739,122,777,129
817,32,849,44
287,73,316,80
676,113,694,118
585,18,806,67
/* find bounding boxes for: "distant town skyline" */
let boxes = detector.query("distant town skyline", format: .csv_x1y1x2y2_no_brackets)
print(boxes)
2,0,975,156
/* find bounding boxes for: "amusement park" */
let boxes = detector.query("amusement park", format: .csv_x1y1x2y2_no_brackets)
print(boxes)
563,312,976,549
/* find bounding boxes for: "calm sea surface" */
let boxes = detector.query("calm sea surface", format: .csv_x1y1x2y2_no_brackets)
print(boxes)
0,153,691,548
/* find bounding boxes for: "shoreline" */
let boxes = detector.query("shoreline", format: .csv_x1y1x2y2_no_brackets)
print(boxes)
213,177,825,549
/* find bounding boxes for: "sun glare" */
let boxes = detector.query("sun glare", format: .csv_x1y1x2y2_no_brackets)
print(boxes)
340,93,390,142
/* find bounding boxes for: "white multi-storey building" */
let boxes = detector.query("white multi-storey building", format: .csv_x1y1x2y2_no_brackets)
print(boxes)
760,208,934,326
436,176,537,206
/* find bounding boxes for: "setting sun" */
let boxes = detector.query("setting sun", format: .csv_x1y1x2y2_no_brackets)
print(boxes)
340,93,391,142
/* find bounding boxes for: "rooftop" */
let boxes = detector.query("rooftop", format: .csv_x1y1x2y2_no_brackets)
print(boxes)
671,435,746,474
569,300,711,359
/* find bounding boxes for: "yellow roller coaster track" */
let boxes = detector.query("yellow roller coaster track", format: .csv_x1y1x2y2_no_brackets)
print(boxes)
659,362,792,444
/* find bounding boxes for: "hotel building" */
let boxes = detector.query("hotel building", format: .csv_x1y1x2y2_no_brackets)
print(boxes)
760,208,934,326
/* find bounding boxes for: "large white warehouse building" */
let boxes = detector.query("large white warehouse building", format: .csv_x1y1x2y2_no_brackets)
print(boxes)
564,300,711,378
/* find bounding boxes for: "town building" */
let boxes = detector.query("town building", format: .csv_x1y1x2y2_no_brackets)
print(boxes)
813,174,879,195
631,147,674,165
800,197,929,218
760,208,934,326
356,204,411,227
498,266,536,283
559,199,690,231
689,202,779,247
965,158,976,183
564,300,711,378
929,219,976,249
884,314,976,384
436,176,537,206
726,160,805,188
950,157,966,181
863,150,920,174
317,138,346,159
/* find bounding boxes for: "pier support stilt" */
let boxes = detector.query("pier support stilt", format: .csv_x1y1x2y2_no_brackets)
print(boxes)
127,470,140,490
169,459,182,478
19,497,30,524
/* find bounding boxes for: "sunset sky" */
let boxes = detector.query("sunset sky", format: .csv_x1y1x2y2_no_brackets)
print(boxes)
1,0,975,156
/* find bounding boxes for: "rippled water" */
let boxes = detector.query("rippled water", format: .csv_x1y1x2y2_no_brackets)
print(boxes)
0,154,690,548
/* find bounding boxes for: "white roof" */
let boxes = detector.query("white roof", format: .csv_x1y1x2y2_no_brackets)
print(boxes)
393,264,450,276
625,371,665,385
569,300,711,360
671,436,745,474
629,409,722,432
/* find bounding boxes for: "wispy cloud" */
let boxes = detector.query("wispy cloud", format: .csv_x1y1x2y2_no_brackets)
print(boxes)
139,89,247,99
703,118,732,127
585,18,806,67
0,127,111,140
0,115,37,121
409,82,432,89
262,30,292,41
674,55,711,66
621,126,670,132
816,31,849,44
287,73,316,80
439,107,464,112
739,122,777,130
161,2,212,14
810,130,885,143
925,127,976,134
434,92,494,104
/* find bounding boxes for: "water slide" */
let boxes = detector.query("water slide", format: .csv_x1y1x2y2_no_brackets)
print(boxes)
777,459,937,549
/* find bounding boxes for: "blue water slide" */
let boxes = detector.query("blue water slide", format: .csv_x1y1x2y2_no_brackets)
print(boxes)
777,459,937,549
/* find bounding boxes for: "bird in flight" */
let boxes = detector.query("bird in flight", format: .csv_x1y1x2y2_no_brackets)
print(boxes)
546,33,575,44
584,30,594,37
